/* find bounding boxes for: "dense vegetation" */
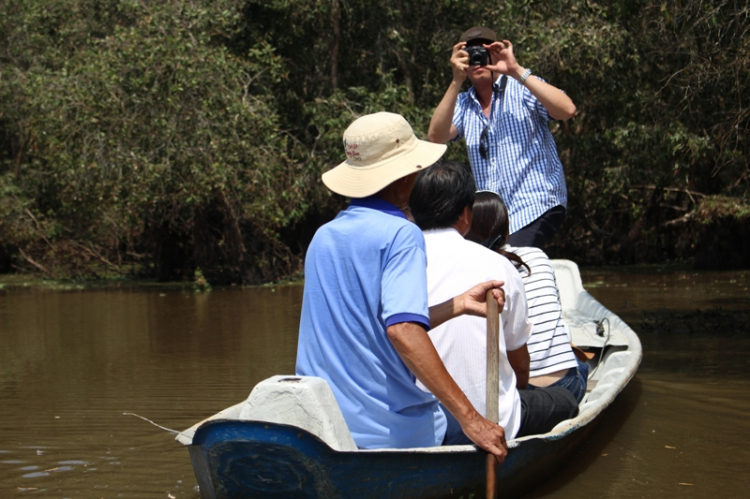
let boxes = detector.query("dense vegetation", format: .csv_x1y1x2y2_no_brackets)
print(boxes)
1,0,748,283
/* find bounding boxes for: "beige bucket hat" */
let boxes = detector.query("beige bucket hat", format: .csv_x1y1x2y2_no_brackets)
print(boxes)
322,112,447,198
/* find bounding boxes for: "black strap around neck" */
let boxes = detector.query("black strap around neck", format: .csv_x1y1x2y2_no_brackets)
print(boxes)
494,75,508,93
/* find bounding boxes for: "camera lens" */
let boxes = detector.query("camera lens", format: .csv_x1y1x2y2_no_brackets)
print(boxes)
466,46,488,66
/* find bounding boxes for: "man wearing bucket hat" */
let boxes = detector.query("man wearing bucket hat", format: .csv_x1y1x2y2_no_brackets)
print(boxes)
296,112,508,461
428,26,576,251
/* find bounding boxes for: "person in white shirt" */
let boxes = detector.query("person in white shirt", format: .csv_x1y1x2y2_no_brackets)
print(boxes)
409,161,579,441
465,190,589,403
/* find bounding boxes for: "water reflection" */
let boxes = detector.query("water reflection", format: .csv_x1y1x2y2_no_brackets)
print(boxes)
0,267,748,498
0,284,302,498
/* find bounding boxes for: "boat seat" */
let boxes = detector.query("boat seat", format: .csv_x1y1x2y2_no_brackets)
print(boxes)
238,375,358,452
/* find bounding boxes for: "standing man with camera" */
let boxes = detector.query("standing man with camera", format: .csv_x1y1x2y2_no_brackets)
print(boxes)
428,26,576,250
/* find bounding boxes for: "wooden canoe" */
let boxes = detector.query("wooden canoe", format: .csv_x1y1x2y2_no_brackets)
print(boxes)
177,260,642,499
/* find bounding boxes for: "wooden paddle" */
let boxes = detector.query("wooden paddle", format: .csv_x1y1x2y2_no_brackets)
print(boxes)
485,289,500,499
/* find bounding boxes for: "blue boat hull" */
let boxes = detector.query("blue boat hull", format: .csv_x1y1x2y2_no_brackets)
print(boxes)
188,414,603,499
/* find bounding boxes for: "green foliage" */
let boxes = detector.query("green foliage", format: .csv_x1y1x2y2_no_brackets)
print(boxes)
1,0,748,281
1,0,315,282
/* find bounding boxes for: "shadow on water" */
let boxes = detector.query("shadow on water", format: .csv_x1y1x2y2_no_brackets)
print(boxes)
517,301,750,499
521,379,643,499
526,266,750,499
635,307,750,381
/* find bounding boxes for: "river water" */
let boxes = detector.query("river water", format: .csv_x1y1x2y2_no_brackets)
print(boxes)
0,265,748,498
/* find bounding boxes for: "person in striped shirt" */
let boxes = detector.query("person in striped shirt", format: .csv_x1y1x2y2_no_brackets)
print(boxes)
466,191,589,403
428,26,576,250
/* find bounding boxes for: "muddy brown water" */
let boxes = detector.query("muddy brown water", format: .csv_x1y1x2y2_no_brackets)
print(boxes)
1,266,748,498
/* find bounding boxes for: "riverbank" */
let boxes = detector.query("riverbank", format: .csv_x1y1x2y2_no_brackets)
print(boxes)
2,195,748,285
549,196,750,270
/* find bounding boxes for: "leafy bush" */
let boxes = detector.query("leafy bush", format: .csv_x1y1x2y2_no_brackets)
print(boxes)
1,0,322,282
1,0,748,282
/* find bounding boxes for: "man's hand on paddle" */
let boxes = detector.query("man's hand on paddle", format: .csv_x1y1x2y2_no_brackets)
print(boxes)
460,280,506,317
428,280,504,330
460,411,508,464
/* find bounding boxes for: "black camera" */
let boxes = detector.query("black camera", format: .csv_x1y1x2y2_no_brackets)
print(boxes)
464,46,489,66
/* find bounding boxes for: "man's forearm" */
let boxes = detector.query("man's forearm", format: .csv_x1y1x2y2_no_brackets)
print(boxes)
388,320,508,461
429,281,505,328
510,66,576,121
428,80,462,143
428,295,462,329
388,322,476,421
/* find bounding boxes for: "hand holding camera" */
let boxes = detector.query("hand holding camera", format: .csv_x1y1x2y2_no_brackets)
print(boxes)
483,40,520,77
449,40,515,83
449,42,472,83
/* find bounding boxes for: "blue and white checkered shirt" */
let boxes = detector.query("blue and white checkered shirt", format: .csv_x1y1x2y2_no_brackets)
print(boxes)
452,75,568,234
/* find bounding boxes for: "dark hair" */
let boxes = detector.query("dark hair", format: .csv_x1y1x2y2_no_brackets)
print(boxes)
465,191,530,274
410,160,476,231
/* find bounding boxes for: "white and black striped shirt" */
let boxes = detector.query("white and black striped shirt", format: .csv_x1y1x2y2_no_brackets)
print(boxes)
506,245,578,376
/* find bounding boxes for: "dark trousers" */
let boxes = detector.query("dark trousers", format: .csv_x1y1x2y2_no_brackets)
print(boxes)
515,385,579,438
440,385,578,445
507,205,566,251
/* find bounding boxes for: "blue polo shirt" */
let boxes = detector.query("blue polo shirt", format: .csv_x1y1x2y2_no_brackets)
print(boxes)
296,196,447,449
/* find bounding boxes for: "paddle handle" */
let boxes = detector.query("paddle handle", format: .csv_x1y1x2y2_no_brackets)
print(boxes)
485,290,500,422
485,289,500,499
486,454,497,499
